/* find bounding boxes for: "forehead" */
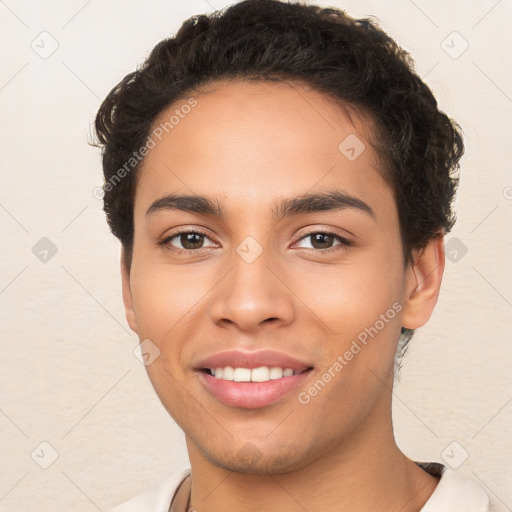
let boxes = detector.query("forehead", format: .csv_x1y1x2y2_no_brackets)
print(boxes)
135,79,394,222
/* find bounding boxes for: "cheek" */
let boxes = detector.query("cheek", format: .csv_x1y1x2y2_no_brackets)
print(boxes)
289,248,405,340
130,261,211,339
128,264,207,409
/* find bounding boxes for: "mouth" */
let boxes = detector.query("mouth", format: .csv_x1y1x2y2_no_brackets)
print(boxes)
196,365,314,409
201,365,312,381
193,348,315,409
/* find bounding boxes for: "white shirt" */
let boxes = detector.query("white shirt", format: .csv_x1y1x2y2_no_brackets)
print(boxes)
110,463,500,512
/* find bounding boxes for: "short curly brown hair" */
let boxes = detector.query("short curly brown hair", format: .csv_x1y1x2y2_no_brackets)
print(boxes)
93,0,464,358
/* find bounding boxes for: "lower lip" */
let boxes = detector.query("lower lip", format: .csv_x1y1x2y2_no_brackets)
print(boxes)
197,370,313,409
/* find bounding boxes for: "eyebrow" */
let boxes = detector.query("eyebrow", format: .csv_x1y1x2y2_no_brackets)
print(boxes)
146,190,375,220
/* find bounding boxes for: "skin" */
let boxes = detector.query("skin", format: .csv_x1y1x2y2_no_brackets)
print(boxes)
121,79,445,511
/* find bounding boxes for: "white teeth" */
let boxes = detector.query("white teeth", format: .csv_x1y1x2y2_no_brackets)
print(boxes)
269,367,284,379
223,366,235,380
233,368,252,382
251,366,269,382
209,366,298,382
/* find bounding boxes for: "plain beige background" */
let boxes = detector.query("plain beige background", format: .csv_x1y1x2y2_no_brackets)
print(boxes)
0,0,511,510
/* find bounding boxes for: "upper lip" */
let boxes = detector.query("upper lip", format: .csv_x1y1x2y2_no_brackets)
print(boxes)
194,349,313,373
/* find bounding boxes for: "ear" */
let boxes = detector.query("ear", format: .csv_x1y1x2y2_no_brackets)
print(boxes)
120,249,139,334
401,234,445,330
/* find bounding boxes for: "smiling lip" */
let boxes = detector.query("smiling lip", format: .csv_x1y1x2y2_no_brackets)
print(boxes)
194,349,313,409
194,349,312,373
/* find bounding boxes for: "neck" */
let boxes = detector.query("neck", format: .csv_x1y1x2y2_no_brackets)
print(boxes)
183,388,438,512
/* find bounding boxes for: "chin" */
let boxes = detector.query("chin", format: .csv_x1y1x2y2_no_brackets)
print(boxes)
199,439,313,475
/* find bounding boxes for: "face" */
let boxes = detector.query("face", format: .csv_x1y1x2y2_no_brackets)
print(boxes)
122,79,441,474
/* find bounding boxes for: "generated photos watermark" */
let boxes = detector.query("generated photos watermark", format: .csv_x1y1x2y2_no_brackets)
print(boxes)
298,301,403,405
93,96,198,200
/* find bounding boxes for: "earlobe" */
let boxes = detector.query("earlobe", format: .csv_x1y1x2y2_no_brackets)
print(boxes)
120,250,139,334
401,235,445,330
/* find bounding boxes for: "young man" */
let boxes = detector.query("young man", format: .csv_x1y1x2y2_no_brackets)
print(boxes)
94,1,497,510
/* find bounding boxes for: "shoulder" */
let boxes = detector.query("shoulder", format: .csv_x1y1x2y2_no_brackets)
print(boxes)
418,462,503,512
109,467,191,512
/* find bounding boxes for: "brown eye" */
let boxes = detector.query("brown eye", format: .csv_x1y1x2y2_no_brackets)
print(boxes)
295,231,352,251
161,231,216,252
179,233,205,250
310,233,336,249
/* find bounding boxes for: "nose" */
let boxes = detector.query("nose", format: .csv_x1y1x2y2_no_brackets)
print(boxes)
209,244,296,332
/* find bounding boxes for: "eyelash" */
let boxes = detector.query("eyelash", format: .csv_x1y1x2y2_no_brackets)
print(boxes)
159,229,353,254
